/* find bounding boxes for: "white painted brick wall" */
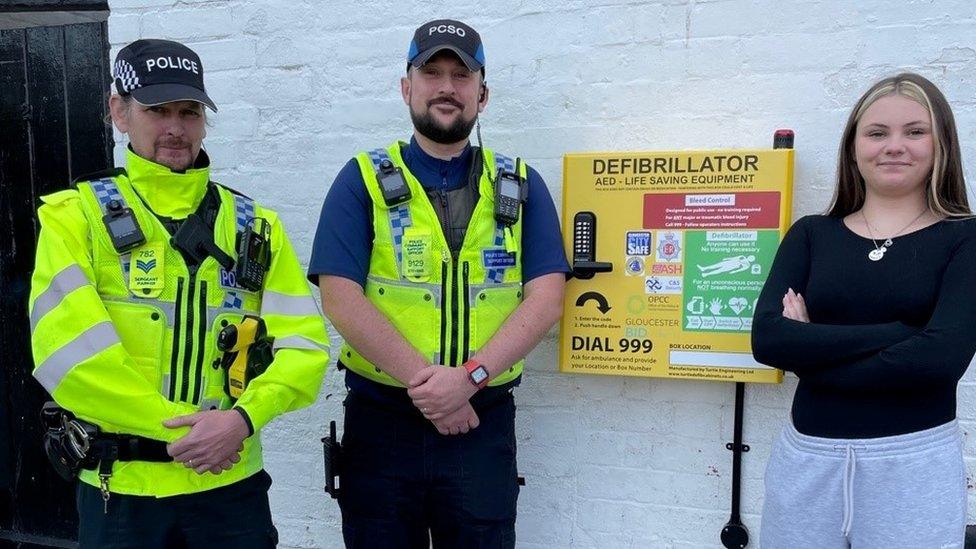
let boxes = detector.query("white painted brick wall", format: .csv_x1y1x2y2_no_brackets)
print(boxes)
106,1,976,547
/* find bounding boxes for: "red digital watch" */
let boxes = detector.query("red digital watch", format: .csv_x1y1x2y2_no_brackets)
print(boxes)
463,359,490,389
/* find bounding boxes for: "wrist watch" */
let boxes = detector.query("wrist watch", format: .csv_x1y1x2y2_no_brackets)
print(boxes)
463,359,490,390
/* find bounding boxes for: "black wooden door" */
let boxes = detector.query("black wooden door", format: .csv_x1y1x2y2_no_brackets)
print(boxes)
0,3,111,547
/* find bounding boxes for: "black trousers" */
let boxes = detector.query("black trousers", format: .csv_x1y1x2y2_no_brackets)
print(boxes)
339,387,519,549
77,469,278,549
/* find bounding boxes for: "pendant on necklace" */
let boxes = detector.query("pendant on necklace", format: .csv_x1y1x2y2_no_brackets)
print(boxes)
868,248,885,261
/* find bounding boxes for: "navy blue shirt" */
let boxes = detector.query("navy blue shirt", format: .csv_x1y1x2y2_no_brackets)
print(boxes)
308,137,570,286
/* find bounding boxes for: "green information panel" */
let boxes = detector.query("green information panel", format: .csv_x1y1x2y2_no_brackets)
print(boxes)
682,230,778,333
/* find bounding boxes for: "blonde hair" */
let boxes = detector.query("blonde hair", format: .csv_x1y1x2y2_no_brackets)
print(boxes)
828,73,969,217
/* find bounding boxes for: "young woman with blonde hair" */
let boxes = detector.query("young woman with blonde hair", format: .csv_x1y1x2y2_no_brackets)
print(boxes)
753,73,974,548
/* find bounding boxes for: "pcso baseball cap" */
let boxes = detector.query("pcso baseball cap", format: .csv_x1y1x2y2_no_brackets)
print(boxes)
113,39,217,111
407,19,485,72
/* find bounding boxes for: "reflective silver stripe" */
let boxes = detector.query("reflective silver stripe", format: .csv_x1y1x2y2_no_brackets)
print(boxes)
273,335,328,353
33,321,119,393
260,290,320,317
31,265,90,331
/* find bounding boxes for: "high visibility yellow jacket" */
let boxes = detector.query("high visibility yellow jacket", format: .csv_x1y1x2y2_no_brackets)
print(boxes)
29,149,329,497
340,142,524,386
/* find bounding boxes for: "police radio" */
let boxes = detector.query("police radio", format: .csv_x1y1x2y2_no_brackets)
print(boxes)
494,159,526,226
102,199,146,252
235,217,271,292
322,420,342,499
376,159,412,207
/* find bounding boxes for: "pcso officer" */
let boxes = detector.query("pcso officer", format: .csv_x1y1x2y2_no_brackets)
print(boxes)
29,38,329,548
310,19,569,548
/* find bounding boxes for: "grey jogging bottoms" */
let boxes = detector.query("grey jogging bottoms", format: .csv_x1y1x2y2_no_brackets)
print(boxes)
760,419,965,549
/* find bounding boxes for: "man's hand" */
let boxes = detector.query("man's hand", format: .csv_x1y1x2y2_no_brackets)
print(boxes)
164,410,249,475
430,401,480,436
407,365,477,419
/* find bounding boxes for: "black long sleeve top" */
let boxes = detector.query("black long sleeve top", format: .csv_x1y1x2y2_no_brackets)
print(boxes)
752,214,976,438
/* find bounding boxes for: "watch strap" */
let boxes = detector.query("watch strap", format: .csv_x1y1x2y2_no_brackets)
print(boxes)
463,359,489,389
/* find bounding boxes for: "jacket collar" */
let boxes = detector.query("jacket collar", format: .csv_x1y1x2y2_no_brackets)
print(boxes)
125,146,210,219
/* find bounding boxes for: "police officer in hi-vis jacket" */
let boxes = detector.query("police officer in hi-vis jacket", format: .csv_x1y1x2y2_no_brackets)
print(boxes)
309,19,569,548
29,38,329,548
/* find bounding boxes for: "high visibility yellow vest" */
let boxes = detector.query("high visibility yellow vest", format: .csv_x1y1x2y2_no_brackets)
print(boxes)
340,142,525,386
29,149,329,497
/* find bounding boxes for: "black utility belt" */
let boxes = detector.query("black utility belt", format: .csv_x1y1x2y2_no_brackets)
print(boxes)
91,432,172,463
341,366,518,416
41,402,171,482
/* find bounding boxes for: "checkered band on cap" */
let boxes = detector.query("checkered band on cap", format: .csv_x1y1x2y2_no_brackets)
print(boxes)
113,59,140,93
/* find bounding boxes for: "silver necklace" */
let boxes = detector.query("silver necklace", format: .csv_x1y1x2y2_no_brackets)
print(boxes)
861,209,928,262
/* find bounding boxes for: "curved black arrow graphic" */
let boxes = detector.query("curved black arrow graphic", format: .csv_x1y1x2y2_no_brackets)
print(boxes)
575,291,611,314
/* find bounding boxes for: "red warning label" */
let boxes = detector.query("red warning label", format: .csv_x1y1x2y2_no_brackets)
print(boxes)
643,192,781,229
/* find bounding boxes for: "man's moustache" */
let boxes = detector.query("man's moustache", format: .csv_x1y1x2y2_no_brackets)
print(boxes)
428,99,463,109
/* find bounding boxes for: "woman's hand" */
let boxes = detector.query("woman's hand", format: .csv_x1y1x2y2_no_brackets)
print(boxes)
782,287,810,323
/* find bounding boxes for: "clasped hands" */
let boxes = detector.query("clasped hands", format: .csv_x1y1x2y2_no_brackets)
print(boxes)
408,364,480,436
163,409,250,475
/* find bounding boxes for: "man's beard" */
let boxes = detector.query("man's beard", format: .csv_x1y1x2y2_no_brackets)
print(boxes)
410,104,477,145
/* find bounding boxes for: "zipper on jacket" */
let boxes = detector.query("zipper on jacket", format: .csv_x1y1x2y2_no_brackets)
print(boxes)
191,280,208,404
168,278,185,401
448,260,460,367
179,266,198,402
437,191,453,256
461,261,471,363
439,259,449,366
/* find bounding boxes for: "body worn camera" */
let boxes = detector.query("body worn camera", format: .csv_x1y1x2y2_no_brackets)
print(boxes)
494,159,527,226
102,199,146,253
235,217,271,292
376,159,412,207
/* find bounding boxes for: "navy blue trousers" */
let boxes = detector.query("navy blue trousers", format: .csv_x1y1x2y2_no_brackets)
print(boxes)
339,386,519,549
77,469,277,548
